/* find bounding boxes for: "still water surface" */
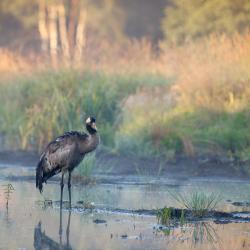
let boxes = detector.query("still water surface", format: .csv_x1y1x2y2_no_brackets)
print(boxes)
0,166,249,250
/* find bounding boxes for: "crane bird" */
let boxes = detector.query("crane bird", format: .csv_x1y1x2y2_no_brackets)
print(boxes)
36,117,99,208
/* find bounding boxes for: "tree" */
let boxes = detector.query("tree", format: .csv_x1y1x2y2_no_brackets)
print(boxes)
162,0,250,44
0,0,125,66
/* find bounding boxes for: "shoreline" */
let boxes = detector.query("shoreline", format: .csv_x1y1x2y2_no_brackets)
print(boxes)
0,150,249,180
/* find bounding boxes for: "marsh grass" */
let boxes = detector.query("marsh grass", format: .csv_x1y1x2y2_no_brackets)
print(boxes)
75,153,96,177
157,207,173,225
115,33,250,163
1,33,250,164
0,70,167,151
170,191,222,217
72,153,98,183
157,207,186,227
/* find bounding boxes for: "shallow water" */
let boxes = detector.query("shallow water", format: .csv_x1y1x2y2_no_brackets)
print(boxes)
0,166,250,250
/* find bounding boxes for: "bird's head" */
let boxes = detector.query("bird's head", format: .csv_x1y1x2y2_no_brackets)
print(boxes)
85,116,97,134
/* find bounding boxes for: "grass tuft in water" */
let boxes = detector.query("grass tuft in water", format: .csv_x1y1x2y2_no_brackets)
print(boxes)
157,207,173,225
170,191,222,217
180,209,186,226
157,207,186,226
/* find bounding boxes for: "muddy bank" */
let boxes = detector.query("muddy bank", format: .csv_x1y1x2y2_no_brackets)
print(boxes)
0,150,249,179
36,200,250,224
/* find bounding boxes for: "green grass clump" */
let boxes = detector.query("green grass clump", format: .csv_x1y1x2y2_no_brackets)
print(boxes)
75,153,96,177
157,207,173,225
0,70,167,151
157,207,186,226
170,191,222,217
116,97,250,163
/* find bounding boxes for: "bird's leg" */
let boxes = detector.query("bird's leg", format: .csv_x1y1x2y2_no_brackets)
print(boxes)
60,173,64,209
66,210,71,247
68,171,72,209
59,204,63,245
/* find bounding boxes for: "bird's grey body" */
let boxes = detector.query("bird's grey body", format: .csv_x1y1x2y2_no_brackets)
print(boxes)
36,117,99,207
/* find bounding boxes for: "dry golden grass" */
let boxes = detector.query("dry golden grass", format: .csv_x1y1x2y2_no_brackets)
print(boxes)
0,49,31,76
115,32,250,158
160,32,250,112
0,38,162,77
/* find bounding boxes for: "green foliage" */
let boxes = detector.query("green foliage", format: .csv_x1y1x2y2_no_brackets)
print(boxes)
0,70,166,151
162,0,250,44
157,207,173,225
1,31,250,166
3,67,248,161
180,209,185,226
157,207,186,226
170,191,222,217
162,133,183,154
116,92,250,161
75,153,96,177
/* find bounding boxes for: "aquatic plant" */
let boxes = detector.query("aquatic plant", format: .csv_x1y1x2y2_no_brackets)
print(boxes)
157,207,173,225
157,207,186,226
170,191,222,217
180,209,186,226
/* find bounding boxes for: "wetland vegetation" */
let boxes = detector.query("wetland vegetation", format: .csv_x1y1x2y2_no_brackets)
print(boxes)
1,32,250,172
0,1,250,249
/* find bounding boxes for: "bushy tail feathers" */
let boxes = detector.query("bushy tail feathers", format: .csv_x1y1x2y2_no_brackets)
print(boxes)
36,157,44,193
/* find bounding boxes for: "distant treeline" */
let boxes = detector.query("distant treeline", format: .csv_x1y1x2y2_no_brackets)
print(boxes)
0,0,250,53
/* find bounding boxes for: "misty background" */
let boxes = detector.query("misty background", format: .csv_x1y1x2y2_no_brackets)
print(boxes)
0,0,250,176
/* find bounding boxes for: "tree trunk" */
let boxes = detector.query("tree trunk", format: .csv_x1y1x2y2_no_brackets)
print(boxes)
48,5,58,67
38,0,49,53
74,6,87,65
57,2,70,65
68,0,79,60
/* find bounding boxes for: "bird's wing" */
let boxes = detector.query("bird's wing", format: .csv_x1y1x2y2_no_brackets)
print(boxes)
44,131,88,169
36,131,88,192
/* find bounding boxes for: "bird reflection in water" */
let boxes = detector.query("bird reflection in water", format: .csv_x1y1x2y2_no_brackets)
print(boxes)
2,184,15,225
34,208,73,250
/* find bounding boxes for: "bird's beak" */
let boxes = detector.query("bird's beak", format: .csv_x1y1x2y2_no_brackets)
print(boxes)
92,123,97,130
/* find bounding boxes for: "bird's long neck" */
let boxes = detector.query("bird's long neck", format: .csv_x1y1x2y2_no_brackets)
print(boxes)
86,124,96,135
88,132,99,153
79,131,99,155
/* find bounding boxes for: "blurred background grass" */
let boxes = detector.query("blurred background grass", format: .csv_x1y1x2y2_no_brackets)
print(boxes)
1,0,250,163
